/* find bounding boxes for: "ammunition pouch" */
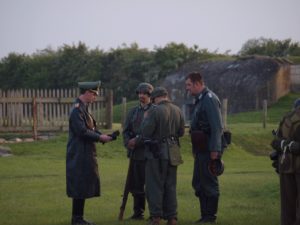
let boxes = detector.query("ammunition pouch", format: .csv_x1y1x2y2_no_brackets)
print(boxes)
144,139,161,158
191,130,208,153
271,139,300,155
222,130,231,146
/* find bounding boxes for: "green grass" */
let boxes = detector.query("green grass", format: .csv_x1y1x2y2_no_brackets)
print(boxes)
2,93,297,225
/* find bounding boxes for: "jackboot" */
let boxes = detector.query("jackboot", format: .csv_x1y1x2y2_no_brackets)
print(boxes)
194,195,208,223
71,216,96,225
148,216,160,225
130,195,145,220
167,217,177,225
206,196,218,222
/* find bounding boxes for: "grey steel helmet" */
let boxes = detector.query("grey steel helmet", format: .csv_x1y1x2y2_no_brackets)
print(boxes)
151,87,168,99
135,82,153,96
294,98,300,109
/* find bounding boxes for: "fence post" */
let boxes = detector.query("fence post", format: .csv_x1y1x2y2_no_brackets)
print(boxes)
222,98,228,129
105,90,113,129
121,97,127,128
32,97,38,140
263,99,267,129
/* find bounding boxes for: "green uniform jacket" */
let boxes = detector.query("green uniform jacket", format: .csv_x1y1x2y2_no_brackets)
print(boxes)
276,109,300,174
123,103,152,160
66,98,101,198
141,100,185,160
190,87,223,152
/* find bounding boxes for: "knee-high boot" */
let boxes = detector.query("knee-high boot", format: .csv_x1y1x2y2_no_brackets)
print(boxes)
206,196,218,221
131,195,145,219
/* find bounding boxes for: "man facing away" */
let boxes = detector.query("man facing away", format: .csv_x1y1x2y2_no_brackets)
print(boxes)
140,87,185,225
122,82,154,219
185,72,224,224
66,81,112,225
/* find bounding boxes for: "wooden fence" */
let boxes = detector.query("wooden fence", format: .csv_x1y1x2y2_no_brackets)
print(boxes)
0,88,113,135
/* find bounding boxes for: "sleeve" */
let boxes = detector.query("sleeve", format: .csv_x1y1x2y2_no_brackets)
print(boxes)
177,109,185,138
204,96,223,152
69,109,101,142
122,108,135,148
141,107,157,139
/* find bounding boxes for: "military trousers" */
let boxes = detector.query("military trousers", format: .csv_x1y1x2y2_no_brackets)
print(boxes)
131,160,146,196
130,159,146,215
145,158,178,219
192,152,219,198
280,172,300,225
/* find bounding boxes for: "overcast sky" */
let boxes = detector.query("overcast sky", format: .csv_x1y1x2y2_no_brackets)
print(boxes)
0,0,299,59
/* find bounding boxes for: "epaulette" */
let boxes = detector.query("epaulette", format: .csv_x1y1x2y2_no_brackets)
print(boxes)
74,103,80,108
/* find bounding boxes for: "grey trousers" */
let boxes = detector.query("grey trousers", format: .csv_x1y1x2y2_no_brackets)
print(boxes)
145,159,177,219
280,173,300,225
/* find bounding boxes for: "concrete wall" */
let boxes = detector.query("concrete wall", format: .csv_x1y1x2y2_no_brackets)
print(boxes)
161,57,291,116
291,65,300,92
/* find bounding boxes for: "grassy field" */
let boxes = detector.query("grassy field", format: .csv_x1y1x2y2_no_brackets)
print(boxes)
1,94,299,225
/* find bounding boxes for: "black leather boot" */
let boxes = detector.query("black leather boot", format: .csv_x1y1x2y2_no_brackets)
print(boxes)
71,216,96,225
130,195,145,220
195,195,217,223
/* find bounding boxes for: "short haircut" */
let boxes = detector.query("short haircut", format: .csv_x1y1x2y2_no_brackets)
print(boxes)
185,71,204,84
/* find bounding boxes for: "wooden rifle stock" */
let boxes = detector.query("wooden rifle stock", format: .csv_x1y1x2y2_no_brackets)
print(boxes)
118,158,133,220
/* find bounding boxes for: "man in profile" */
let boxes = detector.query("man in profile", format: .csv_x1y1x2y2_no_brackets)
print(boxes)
185,72,224,224
66,81,112,225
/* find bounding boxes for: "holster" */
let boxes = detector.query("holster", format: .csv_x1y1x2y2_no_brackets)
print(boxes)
144,139,161,158
191,130,208,153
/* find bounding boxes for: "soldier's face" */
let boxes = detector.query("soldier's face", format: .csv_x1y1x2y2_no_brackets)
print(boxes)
86,91,97,103
138,92,151,105
185,79,202,96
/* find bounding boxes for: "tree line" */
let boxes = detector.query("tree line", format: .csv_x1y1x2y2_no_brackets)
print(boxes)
0,38,299,103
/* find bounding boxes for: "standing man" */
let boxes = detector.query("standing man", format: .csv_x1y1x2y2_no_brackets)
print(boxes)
122,82,154,220
270,99,300,225
66,81,112,225
140,87,185,225
185,72,224,224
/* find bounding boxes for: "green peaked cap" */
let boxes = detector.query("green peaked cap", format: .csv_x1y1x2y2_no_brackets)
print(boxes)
78,81,101,95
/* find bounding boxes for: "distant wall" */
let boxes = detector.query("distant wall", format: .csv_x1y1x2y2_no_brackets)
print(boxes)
290,65,300,92
161,57,291,116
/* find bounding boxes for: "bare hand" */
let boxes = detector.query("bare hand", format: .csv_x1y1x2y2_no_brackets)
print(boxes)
127,138,136,150
210,151,220,160
100,134,112,143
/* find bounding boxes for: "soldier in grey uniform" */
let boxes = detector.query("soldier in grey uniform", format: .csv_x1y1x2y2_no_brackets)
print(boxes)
66,81,112,225
139,87,185,225
185,72,224,224
270,99,300,225
122,82,154,219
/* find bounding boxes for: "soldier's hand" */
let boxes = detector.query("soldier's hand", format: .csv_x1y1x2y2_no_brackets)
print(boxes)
100,134,112,143
210,151,220,160
127,138,136,150
271,139,282,151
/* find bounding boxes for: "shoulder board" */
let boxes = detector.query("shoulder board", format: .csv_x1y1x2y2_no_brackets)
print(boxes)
74,103,80,108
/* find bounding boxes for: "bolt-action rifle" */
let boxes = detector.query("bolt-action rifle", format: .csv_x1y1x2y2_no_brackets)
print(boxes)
118,157,133,220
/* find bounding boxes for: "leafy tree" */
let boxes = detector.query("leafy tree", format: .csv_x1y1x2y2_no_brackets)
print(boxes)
239,37,300,57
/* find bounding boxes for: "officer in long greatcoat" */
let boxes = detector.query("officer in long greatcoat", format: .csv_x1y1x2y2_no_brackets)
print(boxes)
66,81,112,225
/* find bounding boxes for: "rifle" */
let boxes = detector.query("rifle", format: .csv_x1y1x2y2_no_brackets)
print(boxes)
118,157,134,220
